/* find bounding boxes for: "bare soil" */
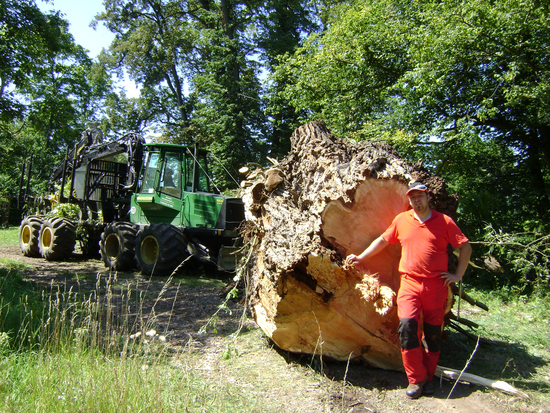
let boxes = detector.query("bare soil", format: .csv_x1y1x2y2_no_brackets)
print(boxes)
1,244,545,413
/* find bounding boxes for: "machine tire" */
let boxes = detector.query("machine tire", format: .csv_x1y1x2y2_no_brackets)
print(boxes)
99,222,137,271
19,215,43,257
135,223,188,276
38,217,76,261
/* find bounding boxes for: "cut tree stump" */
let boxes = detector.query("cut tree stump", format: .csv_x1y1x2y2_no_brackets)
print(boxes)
240,120,459,370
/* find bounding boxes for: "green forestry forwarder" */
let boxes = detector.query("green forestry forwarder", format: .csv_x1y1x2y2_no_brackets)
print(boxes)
18,128,244,276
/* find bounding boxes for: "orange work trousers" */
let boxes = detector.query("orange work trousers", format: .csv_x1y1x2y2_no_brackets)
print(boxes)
397,274,448,384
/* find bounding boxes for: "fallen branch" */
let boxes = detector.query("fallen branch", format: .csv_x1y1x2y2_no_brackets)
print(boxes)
448,312,480,329
435,365,530,399
451,285,489,311
447,321,494,345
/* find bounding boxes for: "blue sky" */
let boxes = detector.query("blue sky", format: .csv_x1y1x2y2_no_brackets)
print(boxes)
38,0,114,58
37,0,140,98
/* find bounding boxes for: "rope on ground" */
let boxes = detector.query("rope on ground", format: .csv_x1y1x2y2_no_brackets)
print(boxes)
444,335,480,401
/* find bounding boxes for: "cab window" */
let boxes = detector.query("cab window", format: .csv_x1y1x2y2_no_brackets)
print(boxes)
159,152,181,198
184,152,211,192
140,151,160,194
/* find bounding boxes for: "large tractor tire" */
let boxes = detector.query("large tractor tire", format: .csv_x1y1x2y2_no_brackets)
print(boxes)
38,217,76,261
135,223,188,276
99,222,137,271
19,216,43,257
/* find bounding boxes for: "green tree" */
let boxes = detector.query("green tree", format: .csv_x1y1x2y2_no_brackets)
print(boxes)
275,0,550,233
95,0,197,139
274,0,414,136
396,0,550,225
97,0,269,188
190,0,266,187
1,0,65,122
257,0,319,158
0,0,113,223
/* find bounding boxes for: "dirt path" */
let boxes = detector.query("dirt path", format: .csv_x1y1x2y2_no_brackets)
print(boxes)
0,245,542,412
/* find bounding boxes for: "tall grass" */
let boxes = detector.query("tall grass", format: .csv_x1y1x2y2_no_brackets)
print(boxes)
0,266,268,412
0,350,257,412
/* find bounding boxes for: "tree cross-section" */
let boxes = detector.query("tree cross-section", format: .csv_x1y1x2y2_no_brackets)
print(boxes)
240,120,459,370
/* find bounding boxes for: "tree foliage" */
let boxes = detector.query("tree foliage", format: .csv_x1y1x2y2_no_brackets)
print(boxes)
2,0,549,294
95,0,197,137
95,0,317,187
275,0,550,234
397,0,550,226
0,0,64,122
258,0,320,158
474,225,550,296
274,0,413,135
0,0,113,220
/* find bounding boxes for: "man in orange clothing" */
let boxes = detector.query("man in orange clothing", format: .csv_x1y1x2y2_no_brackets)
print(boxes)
346,181,472,399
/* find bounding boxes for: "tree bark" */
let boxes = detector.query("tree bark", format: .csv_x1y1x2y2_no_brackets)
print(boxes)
240,120,459,370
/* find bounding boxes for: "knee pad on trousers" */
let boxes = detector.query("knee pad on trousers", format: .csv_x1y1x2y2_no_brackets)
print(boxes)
423,322,442,353
398,318,420,350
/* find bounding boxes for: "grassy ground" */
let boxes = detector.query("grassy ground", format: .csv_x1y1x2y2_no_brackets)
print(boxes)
439,289,550,402
1,225,550,412
0,225,283,412
0,262,270,411
0,226,19,247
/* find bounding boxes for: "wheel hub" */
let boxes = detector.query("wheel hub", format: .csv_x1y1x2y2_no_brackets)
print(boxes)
42,227,53,250
104,233,121,258
140,235,159,266
21,225,32,246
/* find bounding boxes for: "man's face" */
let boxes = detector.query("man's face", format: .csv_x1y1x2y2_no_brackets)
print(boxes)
408,190,430,212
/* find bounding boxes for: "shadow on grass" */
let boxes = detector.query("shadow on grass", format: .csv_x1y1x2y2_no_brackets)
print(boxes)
1,263,244,352
272,343,488,404
270,325,549,402
439,329,550,394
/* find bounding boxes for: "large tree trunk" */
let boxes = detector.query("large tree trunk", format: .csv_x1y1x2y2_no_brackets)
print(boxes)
240,121,459,370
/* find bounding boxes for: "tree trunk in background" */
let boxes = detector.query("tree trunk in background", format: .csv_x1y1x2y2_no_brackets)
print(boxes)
240,120,459,370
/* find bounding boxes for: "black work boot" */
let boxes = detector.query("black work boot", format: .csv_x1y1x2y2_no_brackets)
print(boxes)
422,380,435,395
405,378,427,399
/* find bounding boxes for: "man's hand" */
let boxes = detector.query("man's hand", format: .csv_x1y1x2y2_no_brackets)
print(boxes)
344,237,390,272
345,254,360,266
440,271,461,286
345,254,368,273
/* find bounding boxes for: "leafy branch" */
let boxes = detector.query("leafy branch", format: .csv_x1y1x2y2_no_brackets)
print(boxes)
470,224,550,295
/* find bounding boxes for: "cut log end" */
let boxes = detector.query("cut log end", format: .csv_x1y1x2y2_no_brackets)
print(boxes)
241,120,461,370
